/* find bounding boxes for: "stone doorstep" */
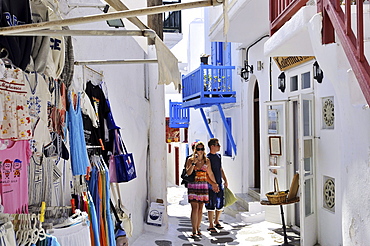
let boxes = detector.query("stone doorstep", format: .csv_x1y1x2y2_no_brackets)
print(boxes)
224,192,260,218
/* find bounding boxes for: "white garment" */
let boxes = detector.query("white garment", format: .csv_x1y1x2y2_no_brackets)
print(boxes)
50,221,91,246
80,91,99,128
0,222,16,246
155,36,181,90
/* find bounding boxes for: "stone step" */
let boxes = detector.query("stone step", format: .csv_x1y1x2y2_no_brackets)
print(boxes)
224,192,259,218
248,187,261,201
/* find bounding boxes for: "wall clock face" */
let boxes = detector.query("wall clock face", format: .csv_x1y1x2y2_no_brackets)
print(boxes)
323,98,334,127
324,178,335,209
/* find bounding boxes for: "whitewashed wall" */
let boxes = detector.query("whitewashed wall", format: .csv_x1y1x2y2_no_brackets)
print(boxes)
206,2,370,245
61,0,168,242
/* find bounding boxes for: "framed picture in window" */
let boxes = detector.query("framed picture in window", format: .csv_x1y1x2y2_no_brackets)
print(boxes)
268,109,278,134
269,136,282,155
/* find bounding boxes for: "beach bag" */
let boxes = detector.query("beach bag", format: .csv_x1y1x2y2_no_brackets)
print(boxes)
113,130,137,183
224,187,237,207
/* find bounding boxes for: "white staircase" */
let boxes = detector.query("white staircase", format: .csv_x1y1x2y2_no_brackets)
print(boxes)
224,188,265,224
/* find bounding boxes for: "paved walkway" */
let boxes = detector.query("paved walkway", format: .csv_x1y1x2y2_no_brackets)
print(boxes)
131,186,300,246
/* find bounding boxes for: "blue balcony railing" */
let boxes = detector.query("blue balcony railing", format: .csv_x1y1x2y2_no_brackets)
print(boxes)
182,64,236,107
169,100,189,128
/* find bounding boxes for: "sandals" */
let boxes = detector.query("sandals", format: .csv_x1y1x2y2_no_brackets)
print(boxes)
207,227,217,233
215,223,224,229
190,234,198,239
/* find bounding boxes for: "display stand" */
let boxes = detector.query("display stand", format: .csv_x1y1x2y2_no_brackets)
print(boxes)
260,197,300,246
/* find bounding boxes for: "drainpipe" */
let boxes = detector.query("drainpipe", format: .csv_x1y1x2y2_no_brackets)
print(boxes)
243,35,269,81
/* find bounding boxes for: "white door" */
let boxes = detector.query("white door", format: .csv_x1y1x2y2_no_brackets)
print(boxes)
298,93,317,246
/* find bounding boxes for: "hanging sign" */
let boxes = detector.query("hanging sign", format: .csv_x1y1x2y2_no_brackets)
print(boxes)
273,56,315,71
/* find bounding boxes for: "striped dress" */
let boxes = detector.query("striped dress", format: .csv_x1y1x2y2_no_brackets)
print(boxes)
187,164,209,203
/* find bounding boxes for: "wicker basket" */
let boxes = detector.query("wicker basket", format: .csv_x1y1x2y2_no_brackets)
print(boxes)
266,177,287,204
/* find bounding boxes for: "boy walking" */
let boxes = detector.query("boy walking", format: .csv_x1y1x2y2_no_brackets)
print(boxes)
206,138,228,232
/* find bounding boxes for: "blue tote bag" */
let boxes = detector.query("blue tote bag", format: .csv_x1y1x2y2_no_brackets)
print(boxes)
113,130,137,183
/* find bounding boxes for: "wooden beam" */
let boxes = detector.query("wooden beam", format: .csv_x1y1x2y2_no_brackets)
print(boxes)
148,0,163,45
0,1,215,35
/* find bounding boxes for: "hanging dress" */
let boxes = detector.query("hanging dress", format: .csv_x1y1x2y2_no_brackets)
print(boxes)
187,163,209,203
67,91,89,176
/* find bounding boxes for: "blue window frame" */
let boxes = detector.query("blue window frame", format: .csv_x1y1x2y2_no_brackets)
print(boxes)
224,117,232,156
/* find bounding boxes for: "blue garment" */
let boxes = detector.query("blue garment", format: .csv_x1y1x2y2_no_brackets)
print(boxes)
67,92,90,175
88,191,101,246
207,153,222,184
205,153,224,210
104,163,116,246
50,236,61,246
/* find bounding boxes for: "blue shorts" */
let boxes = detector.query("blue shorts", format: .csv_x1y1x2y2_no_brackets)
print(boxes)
205,183,224,210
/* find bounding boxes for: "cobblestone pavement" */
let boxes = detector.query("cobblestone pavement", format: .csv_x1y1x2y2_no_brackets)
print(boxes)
131,186,300,246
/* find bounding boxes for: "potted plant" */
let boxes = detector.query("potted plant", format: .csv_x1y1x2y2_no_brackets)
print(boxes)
200,54,210,65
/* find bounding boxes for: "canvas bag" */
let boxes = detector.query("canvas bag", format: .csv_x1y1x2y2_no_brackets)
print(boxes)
109,154,118,183
224,187,238,207
113,130,137,183
111,183,133,237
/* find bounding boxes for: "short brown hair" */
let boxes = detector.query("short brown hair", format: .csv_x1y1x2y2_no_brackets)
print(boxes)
208,138,219,148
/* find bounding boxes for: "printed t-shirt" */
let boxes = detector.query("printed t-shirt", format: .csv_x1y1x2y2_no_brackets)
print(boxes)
0,140,31,213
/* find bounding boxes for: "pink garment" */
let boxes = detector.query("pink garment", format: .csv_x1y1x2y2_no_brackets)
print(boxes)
0,140,31,213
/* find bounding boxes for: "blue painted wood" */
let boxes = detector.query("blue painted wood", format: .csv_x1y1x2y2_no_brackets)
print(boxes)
200,108,214,138
182,64,236,106
169,100,190,128
217,104,237,155
224,117,232,156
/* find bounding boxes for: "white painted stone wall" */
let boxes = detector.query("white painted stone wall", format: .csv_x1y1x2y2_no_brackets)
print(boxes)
204,2,370,245
60,0,168,242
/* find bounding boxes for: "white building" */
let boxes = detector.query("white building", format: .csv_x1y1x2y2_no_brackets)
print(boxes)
177,0,370,245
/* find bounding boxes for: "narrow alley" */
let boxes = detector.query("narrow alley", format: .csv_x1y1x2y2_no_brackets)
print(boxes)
131,186,300,246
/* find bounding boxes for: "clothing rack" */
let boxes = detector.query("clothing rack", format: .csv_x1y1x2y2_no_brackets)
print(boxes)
86,145,102,149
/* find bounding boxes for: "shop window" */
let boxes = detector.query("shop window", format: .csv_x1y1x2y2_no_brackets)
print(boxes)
301,72,311,89
224,117,232,156
290,75,298,91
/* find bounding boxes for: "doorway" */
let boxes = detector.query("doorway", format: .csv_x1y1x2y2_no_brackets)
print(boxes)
253,82,261,189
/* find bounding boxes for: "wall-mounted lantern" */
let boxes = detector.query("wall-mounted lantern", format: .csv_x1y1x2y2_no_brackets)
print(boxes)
240,60,253,81
313,61,324,83
278,72,286,93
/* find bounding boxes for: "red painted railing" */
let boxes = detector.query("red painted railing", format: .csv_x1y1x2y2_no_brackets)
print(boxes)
270,0,370,104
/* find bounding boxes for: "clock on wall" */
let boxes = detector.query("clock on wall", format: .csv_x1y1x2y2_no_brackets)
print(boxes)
322,97,334,129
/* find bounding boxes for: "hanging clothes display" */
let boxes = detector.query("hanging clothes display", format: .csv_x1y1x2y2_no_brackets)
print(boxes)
0,1,128,245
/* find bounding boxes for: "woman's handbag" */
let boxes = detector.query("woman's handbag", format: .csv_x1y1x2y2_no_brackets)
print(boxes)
224,187,237,207
181,168,195,183
112,130,137,183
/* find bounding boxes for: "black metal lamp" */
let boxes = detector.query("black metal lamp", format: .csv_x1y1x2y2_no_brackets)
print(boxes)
103,5,125,28
278,72,286,93
240,60,253,81
313,61,324,83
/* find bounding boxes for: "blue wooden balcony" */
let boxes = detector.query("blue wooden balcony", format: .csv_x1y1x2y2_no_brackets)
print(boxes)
169,100,189,128
182,64,236,108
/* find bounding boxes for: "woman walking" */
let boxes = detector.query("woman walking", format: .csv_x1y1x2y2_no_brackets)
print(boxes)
185,141,219,238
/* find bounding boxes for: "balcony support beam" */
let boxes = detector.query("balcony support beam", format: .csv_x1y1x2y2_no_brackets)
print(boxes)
217,104,237,155
200,108,214,138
